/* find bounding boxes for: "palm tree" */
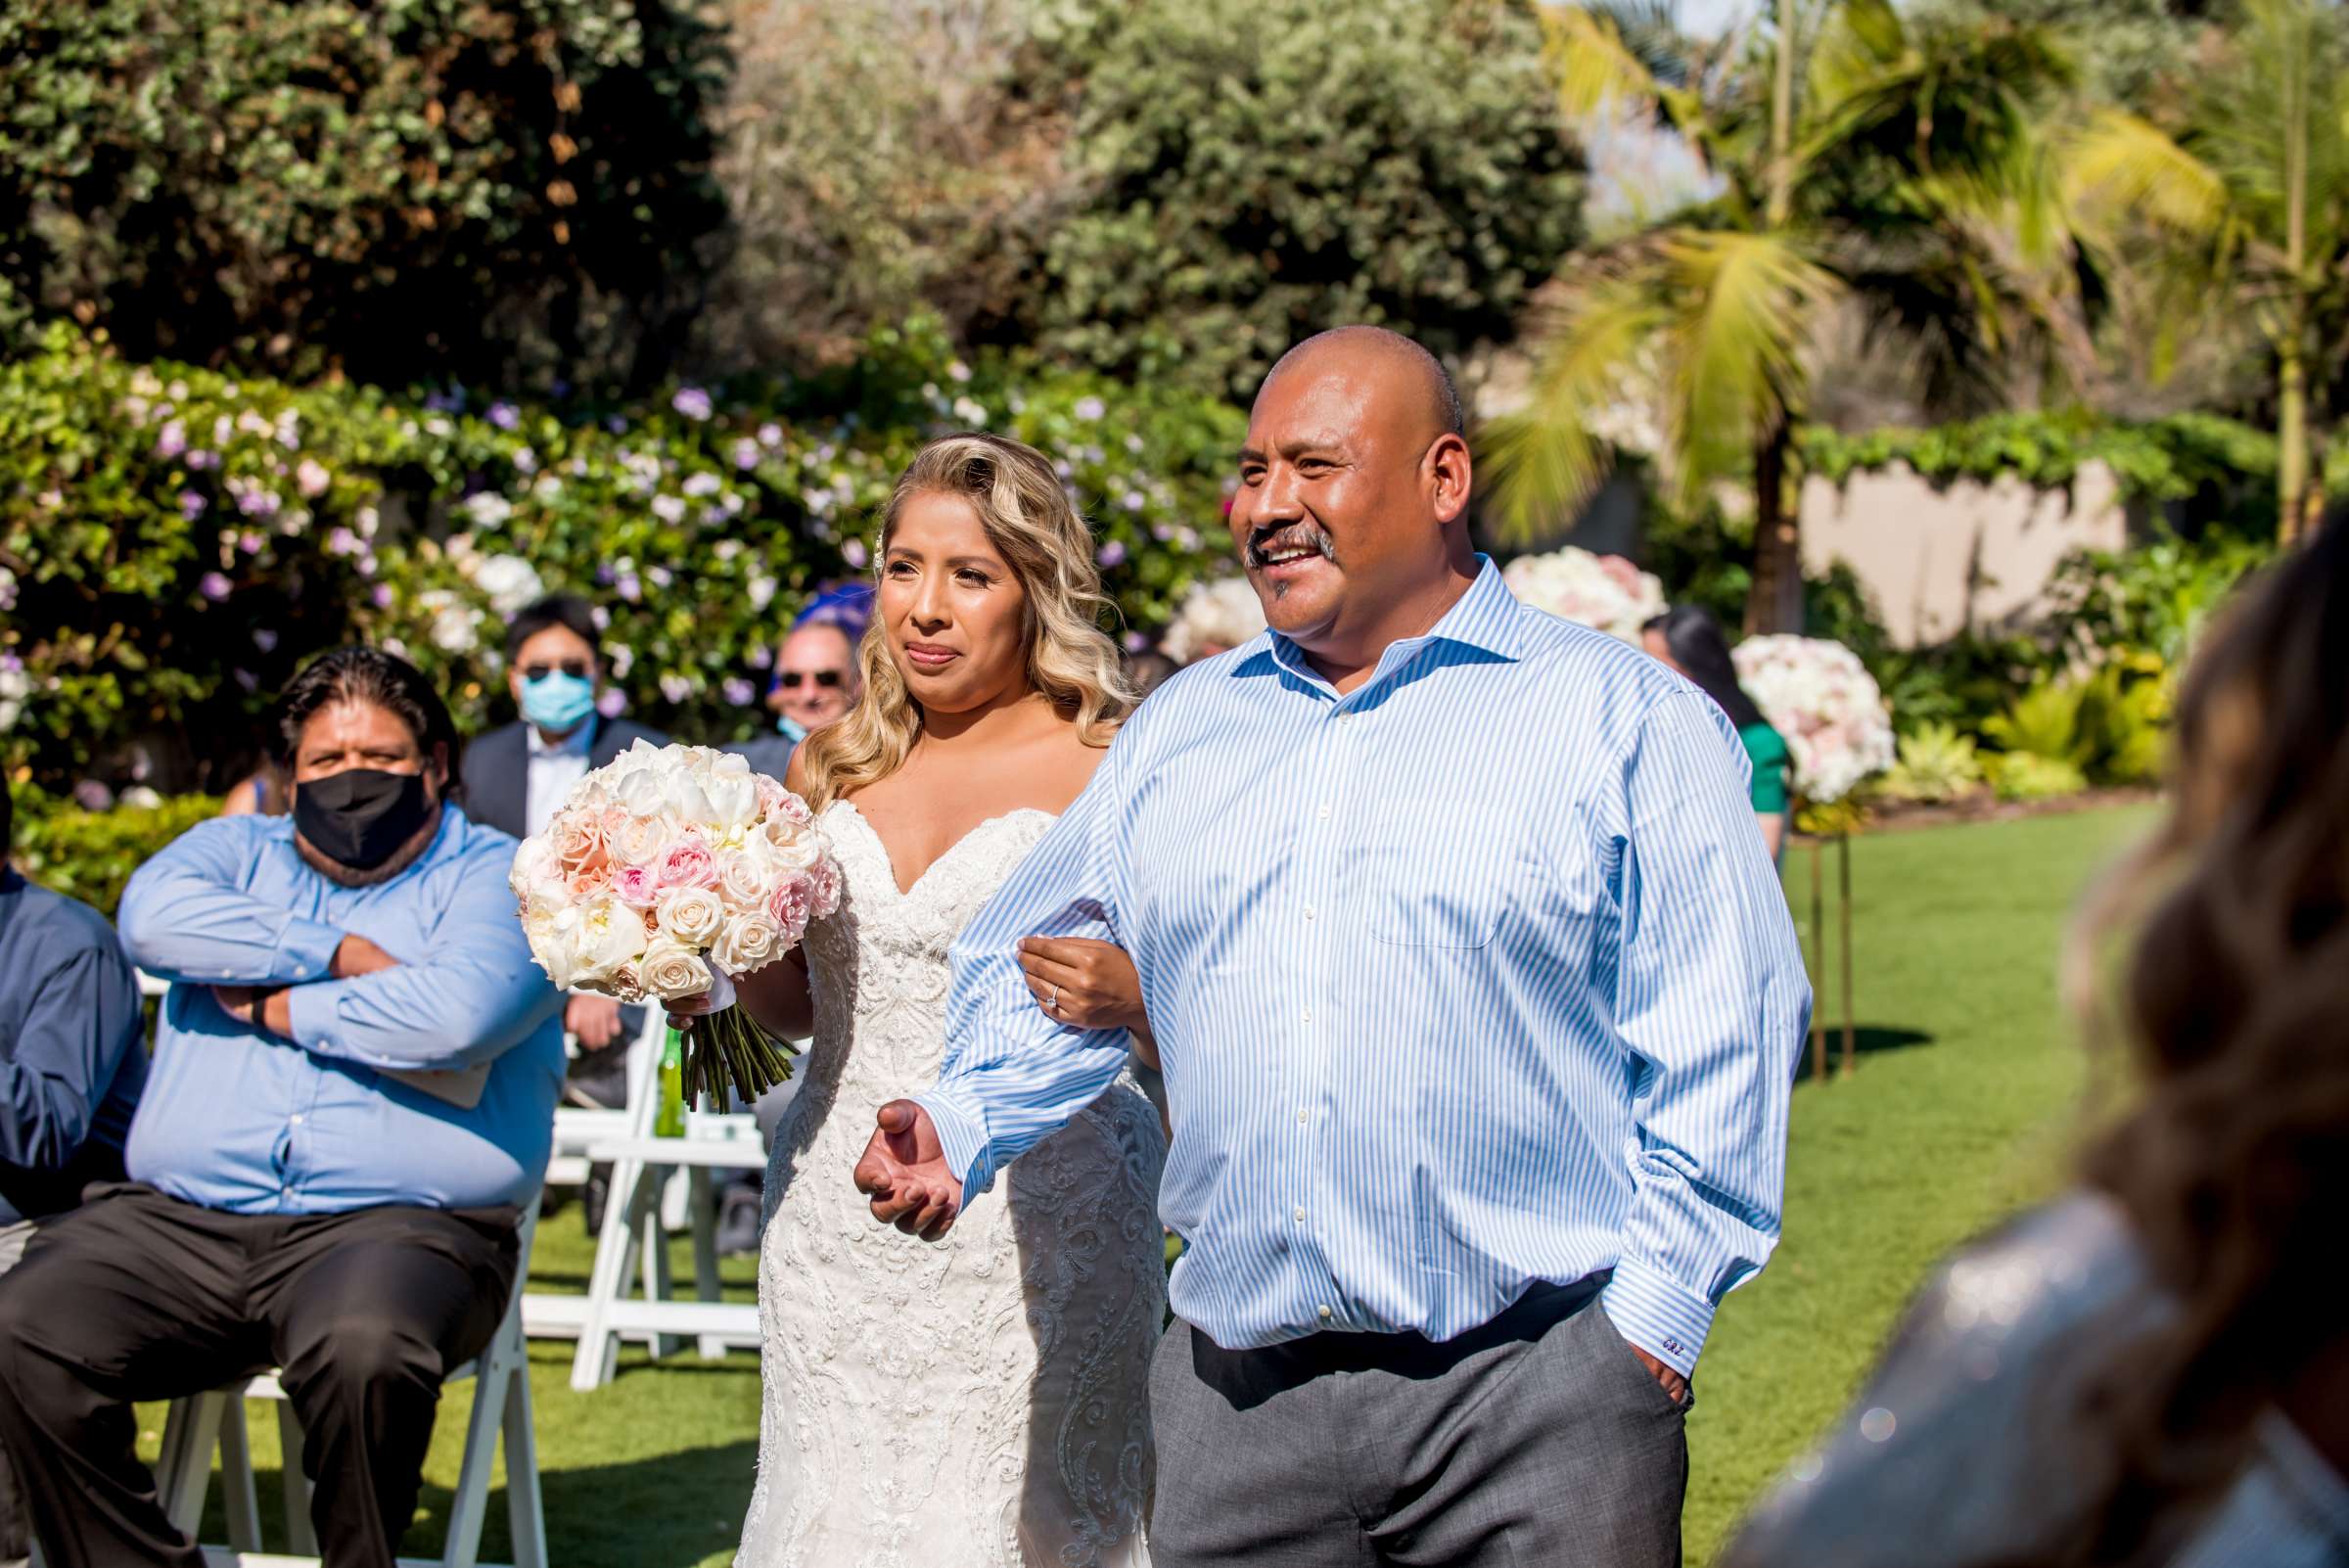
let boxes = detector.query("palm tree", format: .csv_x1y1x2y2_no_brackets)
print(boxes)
1491,0,2082,633
2064,0,2349,543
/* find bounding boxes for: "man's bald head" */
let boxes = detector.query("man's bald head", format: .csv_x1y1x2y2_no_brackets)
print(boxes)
1260,327,1465,444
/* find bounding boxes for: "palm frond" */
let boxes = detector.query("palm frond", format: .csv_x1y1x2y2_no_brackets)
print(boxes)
2062,109,2230,246
1542,5,1673,123
1658,229,1842,508
1482,243,1675,540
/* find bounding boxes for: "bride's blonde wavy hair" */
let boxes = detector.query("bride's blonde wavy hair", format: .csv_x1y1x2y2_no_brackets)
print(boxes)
796,434,1137,812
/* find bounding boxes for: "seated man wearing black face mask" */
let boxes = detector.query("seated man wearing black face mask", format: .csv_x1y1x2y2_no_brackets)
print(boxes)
0,646,564,1568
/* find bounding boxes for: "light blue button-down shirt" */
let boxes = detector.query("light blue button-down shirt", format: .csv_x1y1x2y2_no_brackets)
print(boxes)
917,560,1810,1375
117,805,564,1213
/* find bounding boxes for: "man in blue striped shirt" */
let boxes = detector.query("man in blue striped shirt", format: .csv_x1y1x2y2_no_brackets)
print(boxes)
857,328,1811,1565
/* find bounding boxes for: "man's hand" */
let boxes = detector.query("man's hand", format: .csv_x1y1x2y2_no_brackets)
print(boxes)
1631,1344,1690,1408
213,985,293,1038
331,934,399,979
566,992,625,1049
852,1100,961,1242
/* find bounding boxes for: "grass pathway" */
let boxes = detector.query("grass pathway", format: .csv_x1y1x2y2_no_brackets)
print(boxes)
151,803,2154,1566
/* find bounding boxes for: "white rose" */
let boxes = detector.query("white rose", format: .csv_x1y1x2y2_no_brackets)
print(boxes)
572,895,649,984
612,764,668,819
702,767,760,831
606,811,675,866
638,938,713,1002
655,885,725,949
510,835,561,895
528,905,584,991
710,912,787,976
715,845,776,913
658,766,719,827
759,815,823,869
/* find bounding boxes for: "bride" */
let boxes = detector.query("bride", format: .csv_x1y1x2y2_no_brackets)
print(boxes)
684,433,1167,1567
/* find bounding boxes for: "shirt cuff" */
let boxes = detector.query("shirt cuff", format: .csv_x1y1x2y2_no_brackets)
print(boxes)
1600,1255,1718,1379
284,981,348,1058
274,917,345,985
909,1085,998,1208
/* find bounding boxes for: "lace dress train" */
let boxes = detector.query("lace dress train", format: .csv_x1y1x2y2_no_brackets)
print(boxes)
739,803,1166,1568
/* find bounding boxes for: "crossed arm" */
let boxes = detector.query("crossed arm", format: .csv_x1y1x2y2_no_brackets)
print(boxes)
118,819,553,1072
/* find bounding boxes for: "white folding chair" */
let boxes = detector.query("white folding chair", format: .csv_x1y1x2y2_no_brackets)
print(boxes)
550,1027,768,1391
149,1197,548,1568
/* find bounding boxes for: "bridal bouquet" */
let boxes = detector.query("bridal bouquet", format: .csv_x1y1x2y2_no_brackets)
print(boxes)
1730,635,1896,805
1501,546,1667,643
509,740,841,1106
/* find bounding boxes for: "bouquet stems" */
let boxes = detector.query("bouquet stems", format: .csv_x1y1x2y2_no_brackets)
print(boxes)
677,1002,801,1111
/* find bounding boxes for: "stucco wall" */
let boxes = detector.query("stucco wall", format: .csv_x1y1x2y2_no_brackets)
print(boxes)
1799,460,2128,647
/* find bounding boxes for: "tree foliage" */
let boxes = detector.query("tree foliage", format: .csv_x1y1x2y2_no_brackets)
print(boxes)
1008,0,1585,396
0,0,730,394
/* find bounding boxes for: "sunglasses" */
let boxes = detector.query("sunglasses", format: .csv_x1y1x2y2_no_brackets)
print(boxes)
521,660,592,680
777,670,846,690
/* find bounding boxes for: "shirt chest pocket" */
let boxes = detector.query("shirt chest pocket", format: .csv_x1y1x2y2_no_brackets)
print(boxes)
1350,797,1523,949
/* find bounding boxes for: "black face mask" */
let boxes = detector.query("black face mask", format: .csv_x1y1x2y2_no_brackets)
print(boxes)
294,767,437,870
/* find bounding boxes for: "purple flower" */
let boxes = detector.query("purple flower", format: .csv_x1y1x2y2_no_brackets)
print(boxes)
425,392,463,414
253,628,279,652
596,687,627,718
595,564,616,585
1122,490,1146,513
683,474,720,498
651,495,686,525
671,388,714,422
327,527,360,556
1124,630,1150,653
646,566,673,589
733,438,760,471
1096,540,1128,569
296,459,331,497
605,415,628,435
842,538,869,569
488,401,521,431
72,780,115,811
758,422,783,448
617,574,642,603
156,421,187,458
238,531,264,555
1074,396,1106,423
186,449,217,471
372,584,394,608
748,643,772,669
658,673,692,705
722,676,756,707
178,490,208,520
199,572,233,602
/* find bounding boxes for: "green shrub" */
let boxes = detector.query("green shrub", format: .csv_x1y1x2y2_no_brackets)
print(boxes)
1799,409,2278,513
6,791,220,918
1877,721,1987,804
1021,0,1584,396
0,0,728,394
1986,751,2091,804
1981,677,2096,768
0,321,1244,793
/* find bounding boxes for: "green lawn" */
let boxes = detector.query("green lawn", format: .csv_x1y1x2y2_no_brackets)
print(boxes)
150,803,2155,1567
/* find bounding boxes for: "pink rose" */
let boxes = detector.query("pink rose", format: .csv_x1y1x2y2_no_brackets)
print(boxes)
548,808,604,868
807,860,844,920
611,862,662,907
658,835,719,890
754,774,790,817
769,880,812,943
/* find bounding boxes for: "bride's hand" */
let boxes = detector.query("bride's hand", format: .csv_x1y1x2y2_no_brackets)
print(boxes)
665,964,737,1033
1017,937,1146,1035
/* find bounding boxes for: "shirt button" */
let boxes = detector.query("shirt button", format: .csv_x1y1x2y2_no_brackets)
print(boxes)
289,1114,304,1126
1317,804,1332,820
1303,905,1316,922
1301,1008,1313,1025
1317,1304,1333,1321
1297,1107,1310,1124
1292,1206,1307,1223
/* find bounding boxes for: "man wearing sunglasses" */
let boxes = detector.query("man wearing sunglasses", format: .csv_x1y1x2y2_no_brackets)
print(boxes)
728,613,866,783
461,594,666,1215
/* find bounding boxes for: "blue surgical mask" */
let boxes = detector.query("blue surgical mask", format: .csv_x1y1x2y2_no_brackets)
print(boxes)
521,670,597,734
775,715,808,744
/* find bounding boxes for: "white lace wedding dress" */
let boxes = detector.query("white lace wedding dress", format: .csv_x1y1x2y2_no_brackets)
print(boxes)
740,801,1168,1568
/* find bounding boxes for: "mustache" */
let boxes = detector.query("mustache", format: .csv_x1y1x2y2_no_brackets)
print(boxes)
1245,521,1337,570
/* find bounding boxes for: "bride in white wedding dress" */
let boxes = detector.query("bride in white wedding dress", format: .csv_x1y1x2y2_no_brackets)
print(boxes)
693,434,1167,1567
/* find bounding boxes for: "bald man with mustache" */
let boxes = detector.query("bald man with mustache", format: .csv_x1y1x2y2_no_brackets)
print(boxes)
855,327,1811,1566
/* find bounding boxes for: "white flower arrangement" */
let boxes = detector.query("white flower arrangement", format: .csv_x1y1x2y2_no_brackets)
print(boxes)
511,741,844,1102
1159,576,1268,665
1730,635,1897,805
1500,545,1667,642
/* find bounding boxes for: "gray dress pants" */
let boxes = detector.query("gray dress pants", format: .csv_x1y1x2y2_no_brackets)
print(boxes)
1149,1278,1688,1567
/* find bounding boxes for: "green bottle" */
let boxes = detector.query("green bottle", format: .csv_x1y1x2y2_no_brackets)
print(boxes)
654,1027,686,1137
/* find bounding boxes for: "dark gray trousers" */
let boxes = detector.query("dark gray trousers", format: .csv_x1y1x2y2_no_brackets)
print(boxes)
1149,1281,1688,1567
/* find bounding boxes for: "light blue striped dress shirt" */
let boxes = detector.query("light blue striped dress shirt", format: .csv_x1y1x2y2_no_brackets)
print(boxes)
915,559,1811,1375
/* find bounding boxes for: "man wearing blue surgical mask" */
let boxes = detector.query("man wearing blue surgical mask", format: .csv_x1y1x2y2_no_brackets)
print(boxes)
460,595,665,1189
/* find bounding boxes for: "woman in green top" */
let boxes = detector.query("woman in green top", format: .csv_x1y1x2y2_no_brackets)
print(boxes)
1642,606,1792,859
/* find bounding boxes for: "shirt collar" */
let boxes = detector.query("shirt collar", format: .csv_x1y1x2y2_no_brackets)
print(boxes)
527,717,596,760
1238,555,1525,692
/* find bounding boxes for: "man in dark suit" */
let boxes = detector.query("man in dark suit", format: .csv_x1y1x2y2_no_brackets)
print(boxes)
461,595,665,1176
